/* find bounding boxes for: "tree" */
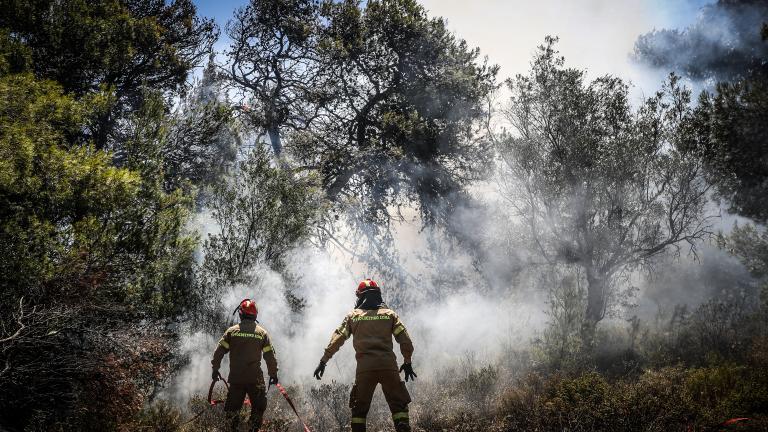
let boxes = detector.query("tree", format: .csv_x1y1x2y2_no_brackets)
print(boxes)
0,0,217,149
297,0,498,225
0,74,196,428
0,1,234,429
226,0,324,157
633,0,768,83
224,0,497,300
199,146,322,322
228,0,497,223
691,79,768,224
632,0,768,225
497,39,713,343
164,56,240,199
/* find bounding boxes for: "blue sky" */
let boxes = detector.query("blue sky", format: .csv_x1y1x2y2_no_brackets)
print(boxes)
195,0,244,29
192,0,716,91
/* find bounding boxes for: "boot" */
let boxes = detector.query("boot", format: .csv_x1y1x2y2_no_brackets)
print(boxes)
394,420,411,432
225,411,240,432
247,416,263,432
351,422,366,432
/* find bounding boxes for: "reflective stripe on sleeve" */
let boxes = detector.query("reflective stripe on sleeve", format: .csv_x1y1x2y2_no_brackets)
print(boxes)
351,417,366,424
337,324,350,338
219,339,230,349
262,345,273,353
392,412,409,421
393,325,406,336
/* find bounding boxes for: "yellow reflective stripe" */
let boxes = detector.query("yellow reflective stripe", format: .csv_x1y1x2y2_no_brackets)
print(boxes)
337,325,350,338
352,315,391,322
351,417,366,424
393,325,405,336
392,412,409,421
219,339,230,349
232,331,263,340
262,345,273,353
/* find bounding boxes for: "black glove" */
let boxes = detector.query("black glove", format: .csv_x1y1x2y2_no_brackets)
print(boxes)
269,376,279,386
399,363,417,382
313,361,326,380
212,369,220,381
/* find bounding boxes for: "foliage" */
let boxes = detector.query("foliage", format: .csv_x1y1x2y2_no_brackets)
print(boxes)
634,3,768,298
534,270,588,370
306,0,498,224
500,349,768,431
308,381,351,431
497,37,713,342
229,0,498,224
691,78,768,225
633,0,768,82
0,71,198,429
227,0,324,157
164,57,240,198
199,146,323,315
0,0,217,148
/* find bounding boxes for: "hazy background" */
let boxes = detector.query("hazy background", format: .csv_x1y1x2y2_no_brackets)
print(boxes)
168,0,733,406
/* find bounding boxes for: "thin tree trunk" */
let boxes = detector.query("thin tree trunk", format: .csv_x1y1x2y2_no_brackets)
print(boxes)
267,125,282,157
581,269,606,348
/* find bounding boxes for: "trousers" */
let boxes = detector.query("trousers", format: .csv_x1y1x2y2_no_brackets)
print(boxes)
224,383,267,432
349,370,411,431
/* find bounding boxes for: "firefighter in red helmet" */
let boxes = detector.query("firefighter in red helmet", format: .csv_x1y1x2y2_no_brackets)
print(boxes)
314,279,416,432
212,299,278,431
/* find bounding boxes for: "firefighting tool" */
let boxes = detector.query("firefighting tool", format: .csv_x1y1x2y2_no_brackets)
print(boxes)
180,372,251,426
274,383,312,432
209,372,251,407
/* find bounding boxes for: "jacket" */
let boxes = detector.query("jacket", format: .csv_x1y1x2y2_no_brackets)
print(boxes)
321,307,414,373
211,318,278,385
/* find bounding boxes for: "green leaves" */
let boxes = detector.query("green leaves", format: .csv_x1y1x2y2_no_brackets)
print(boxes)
498,39,712,330
0,75,139,299
0,0,217,149
202,146,323,289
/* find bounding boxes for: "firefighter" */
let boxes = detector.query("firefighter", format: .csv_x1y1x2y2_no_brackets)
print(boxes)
212,299,278,432
314,279,416,432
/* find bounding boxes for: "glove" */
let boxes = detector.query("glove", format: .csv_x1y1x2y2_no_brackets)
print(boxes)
313,361,326,380
269,376,279,386
399,363,417,382
211,369,220,381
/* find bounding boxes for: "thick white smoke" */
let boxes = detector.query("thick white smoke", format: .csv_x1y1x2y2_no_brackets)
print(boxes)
166,219,549,406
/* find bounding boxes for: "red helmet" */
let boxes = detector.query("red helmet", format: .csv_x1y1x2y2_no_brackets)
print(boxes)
356,279,379,296
238,299,258,318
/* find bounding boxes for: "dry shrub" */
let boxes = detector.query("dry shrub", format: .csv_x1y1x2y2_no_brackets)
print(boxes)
308,381,351,432
498,347,768,432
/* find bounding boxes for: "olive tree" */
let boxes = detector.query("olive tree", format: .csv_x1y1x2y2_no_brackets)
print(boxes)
497,38,713,343
226,0,325,157
199,146,322,313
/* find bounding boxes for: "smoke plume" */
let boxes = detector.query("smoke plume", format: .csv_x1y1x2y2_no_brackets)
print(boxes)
633,0,768,82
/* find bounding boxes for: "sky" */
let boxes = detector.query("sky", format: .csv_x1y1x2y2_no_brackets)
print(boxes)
193,0,716,93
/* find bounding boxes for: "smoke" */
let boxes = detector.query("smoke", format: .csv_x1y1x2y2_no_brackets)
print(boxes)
633,243,758,320
633,0,768,83
161,1,767,414
164,220,548,406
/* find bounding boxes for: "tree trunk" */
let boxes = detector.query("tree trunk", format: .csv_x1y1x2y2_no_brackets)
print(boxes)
581,269,607,349
267,125,282,157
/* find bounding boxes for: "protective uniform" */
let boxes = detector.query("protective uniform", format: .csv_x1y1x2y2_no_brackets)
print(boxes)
212,300,278,432
318,280,415,432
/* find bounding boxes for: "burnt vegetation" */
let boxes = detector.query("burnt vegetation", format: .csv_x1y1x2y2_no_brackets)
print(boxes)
1,0,768,431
